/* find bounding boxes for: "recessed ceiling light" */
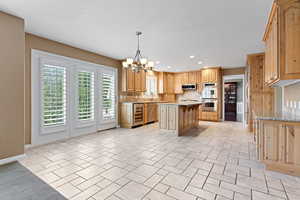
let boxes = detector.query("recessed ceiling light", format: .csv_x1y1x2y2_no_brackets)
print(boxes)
198,61,203,65
167,66,171,69
156,61,160,64
189,55,195,59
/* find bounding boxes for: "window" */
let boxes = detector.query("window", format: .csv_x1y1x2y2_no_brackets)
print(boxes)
41,65,66,126
102,73,116,120
78,71,94,120
145,75,157,96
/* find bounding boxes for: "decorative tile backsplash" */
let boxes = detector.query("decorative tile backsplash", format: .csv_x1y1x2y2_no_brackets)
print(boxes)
177,91,202,101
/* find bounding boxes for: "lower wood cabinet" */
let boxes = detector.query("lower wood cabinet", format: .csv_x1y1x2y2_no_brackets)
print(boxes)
200,111,218,121
256,119,300,176
121,102,158,128
144,103,158,124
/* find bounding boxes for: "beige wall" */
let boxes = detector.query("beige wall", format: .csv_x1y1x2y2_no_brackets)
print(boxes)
25,33,122,144
0,12,25,159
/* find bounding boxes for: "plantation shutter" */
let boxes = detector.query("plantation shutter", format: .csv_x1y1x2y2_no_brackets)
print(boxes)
41,65,67,127
102,72,116,121
78,71,95,120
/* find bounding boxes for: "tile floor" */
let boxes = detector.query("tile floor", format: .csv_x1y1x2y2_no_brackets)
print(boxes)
19,122,300,200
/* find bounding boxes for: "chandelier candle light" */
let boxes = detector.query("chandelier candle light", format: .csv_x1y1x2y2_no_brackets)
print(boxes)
122,31,154,72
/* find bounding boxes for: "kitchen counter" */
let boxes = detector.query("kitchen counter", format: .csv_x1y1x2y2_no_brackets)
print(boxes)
255,112,300,122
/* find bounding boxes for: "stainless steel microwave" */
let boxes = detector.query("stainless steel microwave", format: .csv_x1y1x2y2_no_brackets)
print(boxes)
182,84,197,90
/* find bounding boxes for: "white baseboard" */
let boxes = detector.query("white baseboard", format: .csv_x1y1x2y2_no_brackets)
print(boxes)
25,144,33,150
0,154,26,166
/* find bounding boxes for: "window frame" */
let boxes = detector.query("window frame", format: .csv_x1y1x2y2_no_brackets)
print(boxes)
145,74,158,97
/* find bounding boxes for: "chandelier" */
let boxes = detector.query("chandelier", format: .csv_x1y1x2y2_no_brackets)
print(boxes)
122,31,154,72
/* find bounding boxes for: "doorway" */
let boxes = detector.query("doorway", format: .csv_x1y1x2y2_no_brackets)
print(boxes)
222,75,245,125
224,82,237,121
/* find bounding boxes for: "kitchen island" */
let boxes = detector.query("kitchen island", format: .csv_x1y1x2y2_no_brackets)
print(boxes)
158,102,201,136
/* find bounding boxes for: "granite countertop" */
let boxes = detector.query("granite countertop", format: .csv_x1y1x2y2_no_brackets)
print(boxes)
121,101,170,104
158,102,203,106
255,112,300,122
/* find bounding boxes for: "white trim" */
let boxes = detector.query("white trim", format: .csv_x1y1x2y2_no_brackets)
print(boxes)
0,154,26,166
222,74,246,127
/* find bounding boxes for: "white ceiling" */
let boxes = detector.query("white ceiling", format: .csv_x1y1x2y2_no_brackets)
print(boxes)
0,0,273,72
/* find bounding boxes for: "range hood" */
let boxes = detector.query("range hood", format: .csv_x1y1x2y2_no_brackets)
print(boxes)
182,84,197,90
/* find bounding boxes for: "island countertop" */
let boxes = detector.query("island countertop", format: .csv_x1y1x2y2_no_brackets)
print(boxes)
158,102,203,106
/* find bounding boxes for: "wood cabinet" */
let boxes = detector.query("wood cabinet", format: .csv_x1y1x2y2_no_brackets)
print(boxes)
174,73,184,94
263,0,300,86
134,70,146,92
256,119,300,176
188,72,197,84
158,72,174,94
144,103,158,124
201,68,220,83
122,68,135,92
181,73,189,85
199,109,219,121
121,102,158,128
122,68,146,92
196,71,202,84
247,53,275,132
121,103,144,128
167,73,174,94
173,71,202,94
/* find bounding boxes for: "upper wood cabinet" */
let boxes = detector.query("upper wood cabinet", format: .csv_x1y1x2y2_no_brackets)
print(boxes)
166,73,174,94
263,0,300,86
174,73,183,94
122,68,146,92
201,68,220,83
134,70,146,92
181,73,189,85
158,72,174,94
188,72,197,84
196,71,202,84
122,68,135,92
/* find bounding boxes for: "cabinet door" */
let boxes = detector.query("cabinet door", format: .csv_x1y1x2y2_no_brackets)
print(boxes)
263,123,279,161
285,5,300,74
181,73,189,85
159,105,167,129
167,106,177,130
134,71,142,92
158,72,165,94
196,71,201,84
141,70,146,92
201,70,208,83
174,73,183,94
272,10,279,80
265,36,271,84
211,69,219,83
127,69,135,92
167,73,174,94
188,72,197,84
278,124,286,163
